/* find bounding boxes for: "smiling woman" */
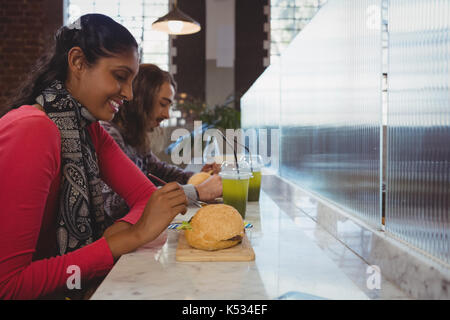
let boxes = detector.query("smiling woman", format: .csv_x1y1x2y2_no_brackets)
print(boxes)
0,14,188,300
62,47,139,121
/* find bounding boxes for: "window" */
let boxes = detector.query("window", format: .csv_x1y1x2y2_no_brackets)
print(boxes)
270,0,327,64
66,0,170,71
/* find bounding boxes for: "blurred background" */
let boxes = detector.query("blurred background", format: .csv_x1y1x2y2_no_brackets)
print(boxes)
0,0,325,163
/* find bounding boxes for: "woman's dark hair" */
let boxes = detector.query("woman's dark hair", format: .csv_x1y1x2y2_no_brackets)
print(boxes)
1,13,138,117
112,63,177,155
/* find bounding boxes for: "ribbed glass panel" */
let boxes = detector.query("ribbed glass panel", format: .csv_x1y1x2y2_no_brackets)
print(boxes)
241,61,281,173
386,0,450,264
241,62,280,130
277,0,382,226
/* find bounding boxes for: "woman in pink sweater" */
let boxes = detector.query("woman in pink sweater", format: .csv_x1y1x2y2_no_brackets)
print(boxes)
0,14,187,299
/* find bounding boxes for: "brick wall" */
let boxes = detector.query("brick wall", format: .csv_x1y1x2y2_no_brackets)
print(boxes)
171,0,206,102
0,0,63,109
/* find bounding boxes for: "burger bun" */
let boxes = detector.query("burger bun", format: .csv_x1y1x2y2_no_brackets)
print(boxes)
187,172,212,186
185,204,245,251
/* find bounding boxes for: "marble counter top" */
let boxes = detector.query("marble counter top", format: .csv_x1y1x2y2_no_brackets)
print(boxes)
91,179,411,300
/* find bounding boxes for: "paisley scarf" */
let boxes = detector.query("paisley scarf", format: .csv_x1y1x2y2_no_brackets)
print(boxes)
36,80,107,255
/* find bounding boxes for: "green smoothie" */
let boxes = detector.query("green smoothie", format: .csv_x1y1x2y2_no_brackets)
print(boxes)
221,174,250,219
248,170,262,201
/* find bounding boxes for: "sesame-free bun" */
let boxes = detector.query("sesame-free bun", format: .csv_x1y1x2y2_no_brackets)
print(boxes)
185,204,245,251
187,172,211,186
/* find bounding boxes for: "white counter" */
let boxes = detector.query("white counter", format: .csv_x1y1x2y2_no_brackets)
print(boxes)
90,183,409,300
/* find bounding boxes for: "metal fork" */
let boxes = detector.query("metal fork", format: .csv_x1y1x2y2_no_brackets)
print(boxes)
147,172,204,208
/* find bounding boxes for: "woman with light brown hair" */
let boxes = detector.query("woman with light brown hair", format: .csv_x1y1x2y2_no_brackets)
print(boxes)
101,64,222,221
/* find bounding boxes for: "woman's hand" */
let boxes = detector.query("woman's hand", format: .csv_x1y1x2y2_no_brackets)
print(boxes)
201,162,221,175
104,182,187,260
195,174,222,202
134,182,187,244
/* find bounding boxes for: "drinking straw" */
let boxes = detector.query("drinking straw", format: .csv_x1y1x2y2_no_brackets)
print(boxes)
216,130,254,173
216,130,240,177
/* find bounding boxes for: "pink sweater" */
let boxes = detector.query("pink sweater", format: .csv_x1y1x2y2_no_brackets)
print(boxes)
0,105,157,299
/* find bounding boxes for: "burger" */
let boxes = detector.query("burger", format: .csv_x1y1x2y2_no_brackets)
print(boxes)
183,204,245,251
187,171,212,186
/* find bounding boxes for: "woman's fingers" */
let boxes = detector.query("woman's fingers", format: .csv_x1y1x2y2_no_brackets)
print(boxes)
201,164,211,172
168,193,188,207
212,163,221,174
165,187,187,201
172,204,187,215
160,181,182,193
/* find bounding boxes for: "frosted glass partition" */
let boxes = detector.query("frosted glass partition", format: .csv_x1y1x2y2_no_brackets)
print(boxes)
386,0,450,264
241,0,449,264
278,0,382,226
241,61,281,172
241,62,280,129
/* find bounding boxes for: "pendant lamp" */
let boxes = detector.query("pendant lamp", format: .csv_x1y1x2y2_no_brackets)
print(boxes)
152,0,201,35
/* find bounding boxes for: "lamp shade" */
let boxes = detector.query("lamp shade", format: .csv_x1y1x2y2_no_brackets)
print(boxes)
152,6,201,35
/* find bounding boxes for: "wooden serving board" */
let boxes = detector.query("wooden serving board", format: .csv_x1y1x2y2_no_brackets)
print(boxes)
175,231,255,262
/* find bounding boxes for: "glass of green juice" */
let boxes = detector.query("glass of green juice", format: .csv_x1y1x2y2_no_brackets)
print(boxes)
247,170,262,201
240,155,264,201
219,161,252,219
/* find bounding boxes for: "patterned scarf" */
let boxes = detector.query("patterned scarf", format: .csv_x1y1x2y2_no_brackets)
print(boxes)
36,80,107,255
